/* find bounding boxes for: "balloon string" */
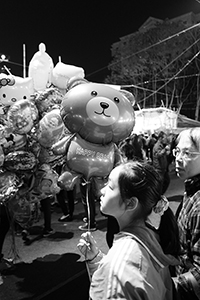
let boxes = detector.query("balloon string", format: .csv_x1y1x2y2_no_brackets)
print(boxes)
86,181,91,232
85,180,92,300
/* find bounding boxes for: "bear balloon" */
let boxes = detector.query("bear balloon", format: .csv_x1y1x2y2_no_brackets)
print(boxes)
52,79,135,189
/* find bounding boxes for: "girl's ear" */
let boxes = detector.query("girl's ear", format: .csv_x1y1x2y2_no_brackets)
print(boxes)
125,197,138,211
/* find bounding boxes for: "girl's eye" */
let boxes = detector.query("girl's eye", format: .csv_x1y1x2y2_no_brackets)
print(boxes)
108,185,113,190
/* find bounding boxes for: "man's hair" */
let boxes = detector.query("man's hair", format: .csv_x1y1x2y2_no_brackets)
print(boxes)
177,128,200,151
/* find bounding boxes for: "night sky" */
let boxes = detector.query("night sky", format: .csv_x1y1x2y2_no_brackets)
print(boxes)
1,0,200,82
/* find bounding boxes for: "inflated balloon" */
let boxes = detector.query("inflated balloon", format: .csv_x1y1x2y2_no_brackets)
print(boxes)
7,99,38,134
51,62,85,90
61,134,115,179
0,171,22,203
38,143,66,167
51,135,72,156
52,78,135,190
0,146,4,166
2,132,27,155
37,108,64,148
28,43,54,92
0,73,34,107
57,171,81,190
61,81,135,144
51,78,135,233
4,150,37,172
0,124,15,155
29,164,60,201
31,87,64,116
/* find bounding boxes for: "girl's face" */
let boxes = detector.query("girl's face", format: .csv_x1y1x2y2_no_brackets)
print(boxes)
100,166,126,218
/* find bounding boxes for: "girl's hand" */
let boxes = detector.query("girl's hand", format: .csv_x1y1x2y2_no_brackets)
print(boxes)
77,231,99,261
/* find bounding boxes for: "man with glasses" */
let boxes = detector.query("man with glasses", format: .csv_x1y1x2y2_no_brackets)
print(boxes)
173,128,200,299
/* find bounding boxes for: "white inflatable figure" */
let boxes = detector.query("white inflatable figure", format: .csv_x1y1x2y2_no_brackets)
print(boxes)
28,43,54,92
51,62,85,90
0,73,34,118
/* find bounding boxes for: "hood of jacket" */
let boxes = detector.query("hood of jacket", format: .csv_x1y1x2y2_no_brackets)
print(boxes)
117,225,179,270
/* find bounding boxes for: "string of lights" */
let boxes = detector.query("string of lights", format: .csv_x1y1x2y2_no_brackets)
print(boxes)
139,48,200,103
139,73,200,85
144,36,200,84
86,21,200,78
120,36,200,95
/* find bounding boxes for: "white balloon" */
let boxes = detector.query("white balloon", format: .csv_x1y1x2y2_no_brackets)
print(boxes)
0,74,34,106
51,62,85,90
28,43,54,92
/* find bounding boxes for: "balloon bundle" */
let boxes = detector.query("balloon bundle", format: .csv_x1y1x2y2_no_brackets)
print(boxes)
0,43,87,235
0,42,136,237
0,88,67,229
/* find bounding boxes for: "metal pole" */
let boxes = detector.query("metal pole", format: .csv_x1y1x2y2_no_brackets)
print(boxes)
23,44,26,78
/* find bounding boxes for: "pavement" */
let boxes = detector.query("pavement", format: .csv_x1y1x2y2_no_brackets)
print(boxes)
0,162,185,300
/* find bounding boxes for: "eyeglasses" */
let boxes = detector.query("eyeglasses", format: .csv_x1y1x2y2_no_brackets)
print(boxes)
172,148,200,159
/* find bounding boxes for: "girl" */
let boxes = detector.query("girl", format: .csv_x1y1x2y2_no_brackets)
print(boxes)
78,161,180,300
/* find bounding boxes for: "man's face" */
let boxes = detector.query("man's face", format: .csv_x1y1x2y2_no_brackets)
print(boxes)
175,134,200,180
162,134,168,145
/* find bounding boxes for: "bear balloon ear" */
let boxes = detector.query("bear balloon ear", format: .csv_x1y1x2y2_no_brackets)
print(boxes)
66,77,89,91
120,89,135,105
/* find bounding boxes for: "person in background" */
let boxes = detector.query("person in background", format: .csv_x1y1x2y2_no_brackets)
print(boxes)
57,188,75,222
118,136,135,161
167,132,178,167
78,177,98,231
147,133,158,162
138,132,149,160
78,161,180,300
119,134,145,162
40,197,54,237
55,165,76,223
39,178,55,237
0,203,15,277
131,133,146,161
152,130,171,194
172,128,200,299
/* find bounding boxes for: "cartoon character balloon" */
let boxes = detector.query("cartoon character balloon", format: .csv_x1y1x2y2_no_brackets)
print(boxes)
52,79,135,189
0,74,34,120
7,99,38,134
28,43,54,92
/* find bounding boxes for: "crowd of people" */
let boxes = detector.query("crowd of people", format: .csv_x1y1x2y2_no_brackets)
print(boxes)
1,127,200,299
78,128,200,300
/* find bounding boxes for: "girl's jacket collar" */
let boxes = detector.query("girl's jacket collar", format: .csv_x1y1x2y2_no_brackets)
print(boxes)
115,226,179,269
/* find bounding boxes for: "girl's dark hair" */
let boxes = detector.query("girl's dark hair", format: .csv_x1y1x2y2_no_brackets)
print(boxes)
117,161,180,256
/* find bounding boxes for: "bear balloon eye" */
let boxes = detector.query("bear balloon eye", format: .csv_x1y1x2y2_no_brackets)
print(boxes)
114,97,120,103
91,91,98,96
23,96,27,99
2,94,6,98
